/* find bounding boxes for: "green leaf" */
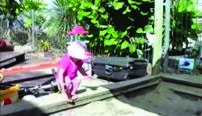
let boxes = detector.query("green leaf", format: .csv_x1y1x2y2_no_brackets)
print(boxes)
100,37,104,41
126,26,132,30
101,13,108,19
191,23,199,30
87,34,93,38
94,0,101,7
112,1,124,10
91,19,98,24
187,5,194,12
142,0,151,2
148,16,154,20
121,31,127,38
89,11,99,19
24,18,32,28
140,38,145,44
68,3,73,8
136,28,143,33
104,49,109,53
144,25,153,33
80,2,93,9
123,6,131,14
129,44,136,53
107,26,115,33
99,25,108,29
92,5,98,10
130,4,138,10
77,10,91,20
77,14,83,21
104,38,118,46
136,37,145,44
100,30,108,36
105,34,111,39
16,9,19,14
73,7,76,11
111,31,119,38
141,11,148,15
128,0,142,5
98,7,105,13
121,40,129,50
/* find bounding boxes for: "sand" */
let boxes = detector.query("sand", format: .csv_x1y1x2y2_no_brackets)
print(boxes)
49,96,159,116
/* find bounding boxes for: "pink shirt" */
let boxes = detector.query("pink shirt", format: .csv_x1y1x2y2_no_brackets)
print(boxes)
56,54,83,80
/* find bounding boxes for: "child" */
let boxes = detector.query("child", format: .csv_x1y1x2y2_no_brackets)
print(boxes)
56,41,92,102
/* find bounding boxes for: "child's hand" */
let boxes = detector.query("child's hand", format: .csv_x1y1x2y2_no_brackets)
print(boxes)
84,75,92,80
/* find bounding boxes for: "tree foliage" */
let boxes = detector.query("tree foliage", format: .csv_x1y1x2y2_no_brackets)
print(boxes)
0,0,44,28
69,0,154,57
42,0,78,50
170,0,201,50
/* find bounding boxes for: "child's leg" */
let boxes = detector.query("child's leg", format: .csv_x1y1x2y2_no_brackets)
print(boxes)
71,77,81,100
64,76,73,101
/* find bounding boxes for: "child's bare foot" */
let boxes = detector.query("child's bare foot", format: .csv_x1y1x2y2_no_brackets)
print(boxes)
61,89,73,102
67,98,73,102
71,95,78,101
65,89,74,102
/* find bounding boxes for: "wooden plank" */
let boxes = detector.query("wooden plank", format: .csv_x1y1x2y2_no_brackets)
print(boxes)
0,52,24,63
2,69,54,87
0,52,25,68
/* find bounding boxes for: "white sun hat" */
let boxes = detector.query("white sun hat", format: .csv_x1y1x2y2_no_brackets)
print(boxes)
67,41,92,60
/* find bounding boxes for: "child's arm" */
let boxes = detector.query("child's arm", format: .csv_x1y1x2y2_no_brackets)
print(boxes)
79,67,92,79
79,67,88,76
57,68,66,90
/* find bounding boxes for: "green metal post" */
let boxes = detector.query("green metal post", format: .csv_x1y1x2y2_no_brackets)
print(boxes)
163,0,171,72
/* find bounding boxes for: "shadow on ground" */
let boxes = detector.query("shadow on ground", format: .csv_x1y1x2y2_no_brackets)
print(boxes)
1,96,46,116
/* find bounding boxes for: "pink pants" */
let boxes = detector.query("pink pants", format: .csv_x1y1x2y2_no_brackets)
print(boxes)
64,76,81,96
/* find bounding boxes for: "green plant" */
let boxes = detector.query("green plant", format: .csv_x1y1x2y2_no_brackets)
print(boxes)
12,30,29,45
69,0,154,57
44,0,76,37
169,0,200,50
38,40,50,52
0,0,44,28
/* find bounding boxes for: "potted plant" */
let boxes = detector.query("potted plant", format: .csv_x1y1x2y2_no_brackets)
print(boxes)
38,40,52,57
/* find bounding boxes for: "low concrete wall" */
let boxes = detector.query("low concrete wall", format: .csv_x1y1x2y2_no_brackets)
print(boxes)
162,74,202,98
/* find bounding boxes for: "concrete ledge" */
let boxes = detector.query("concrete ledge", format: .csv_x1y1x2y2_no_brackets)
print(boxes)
161,74,202,88
1,76,160,116
165,81,202,98
161,74,202,98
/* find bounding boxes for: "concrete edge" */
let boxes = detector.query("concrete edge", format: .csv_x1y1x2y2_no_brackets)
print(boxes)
161,74,202,88
166,82,202,98
1,76,160,116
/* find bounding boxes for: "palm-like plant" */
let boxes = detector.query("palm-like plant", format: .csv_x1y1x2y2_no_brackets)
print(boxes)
44,0,77,49
44,0,76,36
